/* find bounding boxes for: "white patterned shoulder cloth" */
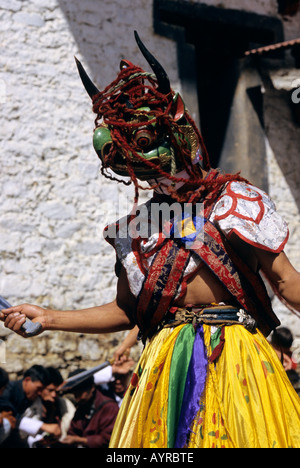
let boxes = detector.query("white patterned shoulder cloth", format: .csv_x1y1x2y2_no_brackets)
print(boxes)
210,181,289,253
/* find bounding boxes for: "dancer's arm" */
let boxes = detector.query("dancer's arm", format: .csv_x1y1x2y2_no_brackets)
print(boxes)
256,249,300,312
0,267,135,336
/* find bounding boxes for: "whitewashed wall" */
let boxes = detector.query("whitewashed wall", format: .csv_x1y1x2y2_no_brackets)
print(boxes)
0,0,178,375
0,0,177,310
0,0,299,375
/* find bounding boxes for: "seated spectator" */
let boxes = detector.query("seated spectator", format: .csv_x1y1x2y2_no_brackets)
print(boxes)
0,368,16,444
19,367,76,448
94,358,134,407
271,327,300,393
0,365,49,447
60,369,119,448
0,368,9,394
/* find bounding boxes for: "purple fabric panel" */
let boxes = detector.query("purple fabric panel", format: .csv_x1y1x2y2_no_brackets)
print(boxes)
175,324,208,448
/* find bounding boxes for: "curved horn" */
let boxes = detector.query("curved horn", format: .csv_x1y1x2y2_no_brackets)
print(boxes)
75,57,100,99
134,30,171,95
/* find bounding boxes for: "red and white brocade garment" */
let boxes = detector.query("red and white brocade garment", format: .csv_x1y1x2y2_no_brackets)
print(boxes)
107,181,289,303
211,181,289,253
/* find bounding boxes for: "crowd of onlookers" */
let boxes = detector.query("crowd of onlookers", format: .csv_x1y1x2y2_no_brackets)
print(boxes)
0,356,134,448
0,326,299,448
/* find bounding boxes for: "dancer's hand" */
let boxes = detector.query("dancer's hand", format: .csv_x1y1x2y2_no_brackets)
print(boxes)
0,304,46,337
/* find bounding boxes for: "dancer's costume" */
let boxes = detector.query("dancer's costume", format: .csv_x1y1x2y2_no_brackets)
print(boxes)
76,32,300,448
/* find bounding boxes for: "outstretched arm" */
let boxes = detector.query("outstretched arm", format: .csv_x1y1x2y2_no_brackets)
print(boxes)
0,267,135,336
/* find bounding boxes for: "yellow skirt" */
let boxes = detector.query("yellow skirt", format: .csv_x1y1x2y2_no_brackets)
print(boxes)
110,324,300,448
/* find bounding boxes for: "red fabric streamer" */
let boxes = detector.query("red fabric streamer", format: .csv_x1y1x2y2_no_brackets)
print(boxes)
92,62,248,205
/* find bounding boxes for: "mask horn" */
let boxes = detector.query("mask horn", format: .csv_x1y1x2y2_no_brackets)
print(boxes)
134,30,171,95
75,57,100,99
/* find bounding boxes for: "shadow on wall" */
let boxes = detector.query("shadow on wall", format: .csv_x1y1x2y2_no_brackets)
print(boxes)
57,0,169,93
58,0,133,90
57,0,300,212
264,84,300,211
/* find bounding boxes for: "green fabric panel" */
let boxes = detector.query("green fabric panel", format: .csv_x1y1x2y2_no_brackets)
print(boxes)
210,326,222,352
167,325,195,448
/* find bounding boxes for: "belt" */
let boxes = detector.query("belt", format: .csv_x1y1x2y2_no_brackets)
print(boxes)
164,304,257,332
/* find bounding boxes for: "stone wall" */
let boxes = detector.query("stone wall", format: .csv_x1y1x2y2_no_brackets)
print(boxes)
0,0,299,378
0,0,156,378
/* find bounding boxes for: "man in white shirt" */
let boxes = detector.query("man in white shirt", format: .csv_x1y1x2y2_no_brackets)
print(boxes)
19,367,75,448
